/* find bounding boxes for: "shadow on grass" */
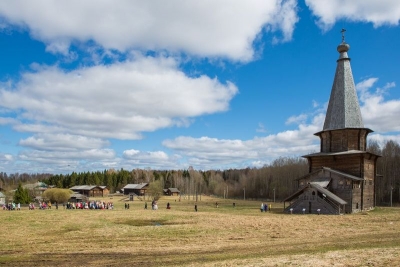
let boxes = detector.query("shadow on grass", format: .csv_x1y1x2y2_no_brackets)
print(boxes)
1,249,243,267
113,218,193,227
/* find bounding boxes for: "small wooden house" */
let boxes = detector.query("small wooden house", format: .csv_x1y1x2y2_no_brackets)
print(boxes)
283,37,380,214
164,188,180,196
69,185,109,197
122,183,148,196
68,193,88,203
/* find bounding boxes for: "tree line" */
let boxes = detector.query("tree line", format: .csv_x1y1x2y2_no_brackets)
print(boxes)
1,139,400,205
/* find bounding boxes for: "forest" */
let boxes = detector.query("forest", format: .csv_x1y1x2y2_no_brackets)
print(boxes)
1,140,400,205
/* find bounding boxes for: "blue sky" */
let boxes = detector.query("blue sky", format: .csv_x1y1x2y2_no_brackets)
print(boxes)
0,0,399,174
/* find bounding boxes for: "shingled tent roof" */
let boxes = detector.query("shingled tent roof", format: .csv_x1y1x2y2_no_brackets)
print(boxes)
322,40,369,132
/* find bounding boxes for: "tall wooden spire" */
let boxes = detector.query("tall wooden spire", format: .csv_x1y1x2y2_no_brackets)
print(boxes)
323,31,364,131
315,31,372,153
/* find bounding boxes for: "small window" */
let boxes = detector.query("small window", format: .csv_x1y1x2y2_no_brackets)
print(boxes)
347,180,351,185
339,180,344,185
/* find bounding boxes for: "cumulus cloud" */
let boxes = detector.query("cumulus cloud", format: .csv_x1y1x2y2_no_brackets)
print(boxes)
162,119,320,169
285,113,308,125
123,149,182,169
19,134,109,151
0,56,238,140
270,0,299,44
4,75,400,172
368,133,400,148
160,77,400,170
356,78,400,133
306,0,400,30
0,0,298,61
0,153,13,162
18,149,115,162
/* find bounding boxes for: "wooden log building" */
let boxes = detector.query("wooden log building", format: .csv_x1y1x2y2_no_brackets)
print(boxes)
69,185,109,197
283,32,381,214
122,183,148,196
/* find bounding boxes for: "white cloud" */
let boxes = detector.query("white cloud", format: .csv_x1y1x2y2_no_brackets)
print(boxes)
356,77,379,101
3,76,400,172
18,149,115,162
19,134,109,151
0,56,238,140
306,0,400,30
368,133,400,148
162,120,320,169
285,113,308,125
270,0,299,43
256,122,267,133
160,77,400,170
122,149,182,169
0,0,299,61
356,79,400,133
0,153,13,162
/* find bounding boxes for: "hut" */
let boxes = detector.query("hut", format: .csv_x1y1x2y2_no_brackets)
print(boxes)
69,185,109,197
68,193,88,203
165,188,180,196
122,183,148,196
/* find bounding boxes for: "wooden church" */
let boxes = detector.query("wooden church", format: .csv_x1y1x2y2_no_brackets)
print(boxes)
283,32,380,214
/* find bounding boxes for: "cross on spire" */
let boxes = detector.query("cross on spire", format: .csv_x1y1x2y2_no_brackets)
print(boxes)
341,28,346,42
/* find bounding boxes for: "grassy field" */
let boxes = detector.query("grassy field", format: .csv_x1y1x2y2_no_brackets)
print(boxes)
1,195,399,266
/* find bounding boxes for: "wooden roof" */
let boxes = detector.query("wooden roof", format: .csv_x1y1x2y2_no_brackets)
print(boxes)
123,183,148,190
283,183,347,205
70,185,108,191
295,167,363,181
167,188,180,193
323,41,364,131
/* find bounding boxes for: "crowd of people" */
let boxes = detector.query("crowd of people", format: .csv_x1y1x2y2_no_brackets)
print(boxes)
65,201,114,210
2,202,20,210
3,200,115,210
3,199,273,213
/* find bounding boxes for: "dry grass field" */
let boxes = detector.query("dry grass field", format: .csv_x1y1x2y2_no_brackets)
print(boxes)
1,195,400,266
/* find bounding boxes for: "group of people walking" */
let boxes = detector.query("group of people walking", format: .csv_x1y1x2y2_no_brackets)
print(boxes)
260,202,271,212
2,202,20,210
